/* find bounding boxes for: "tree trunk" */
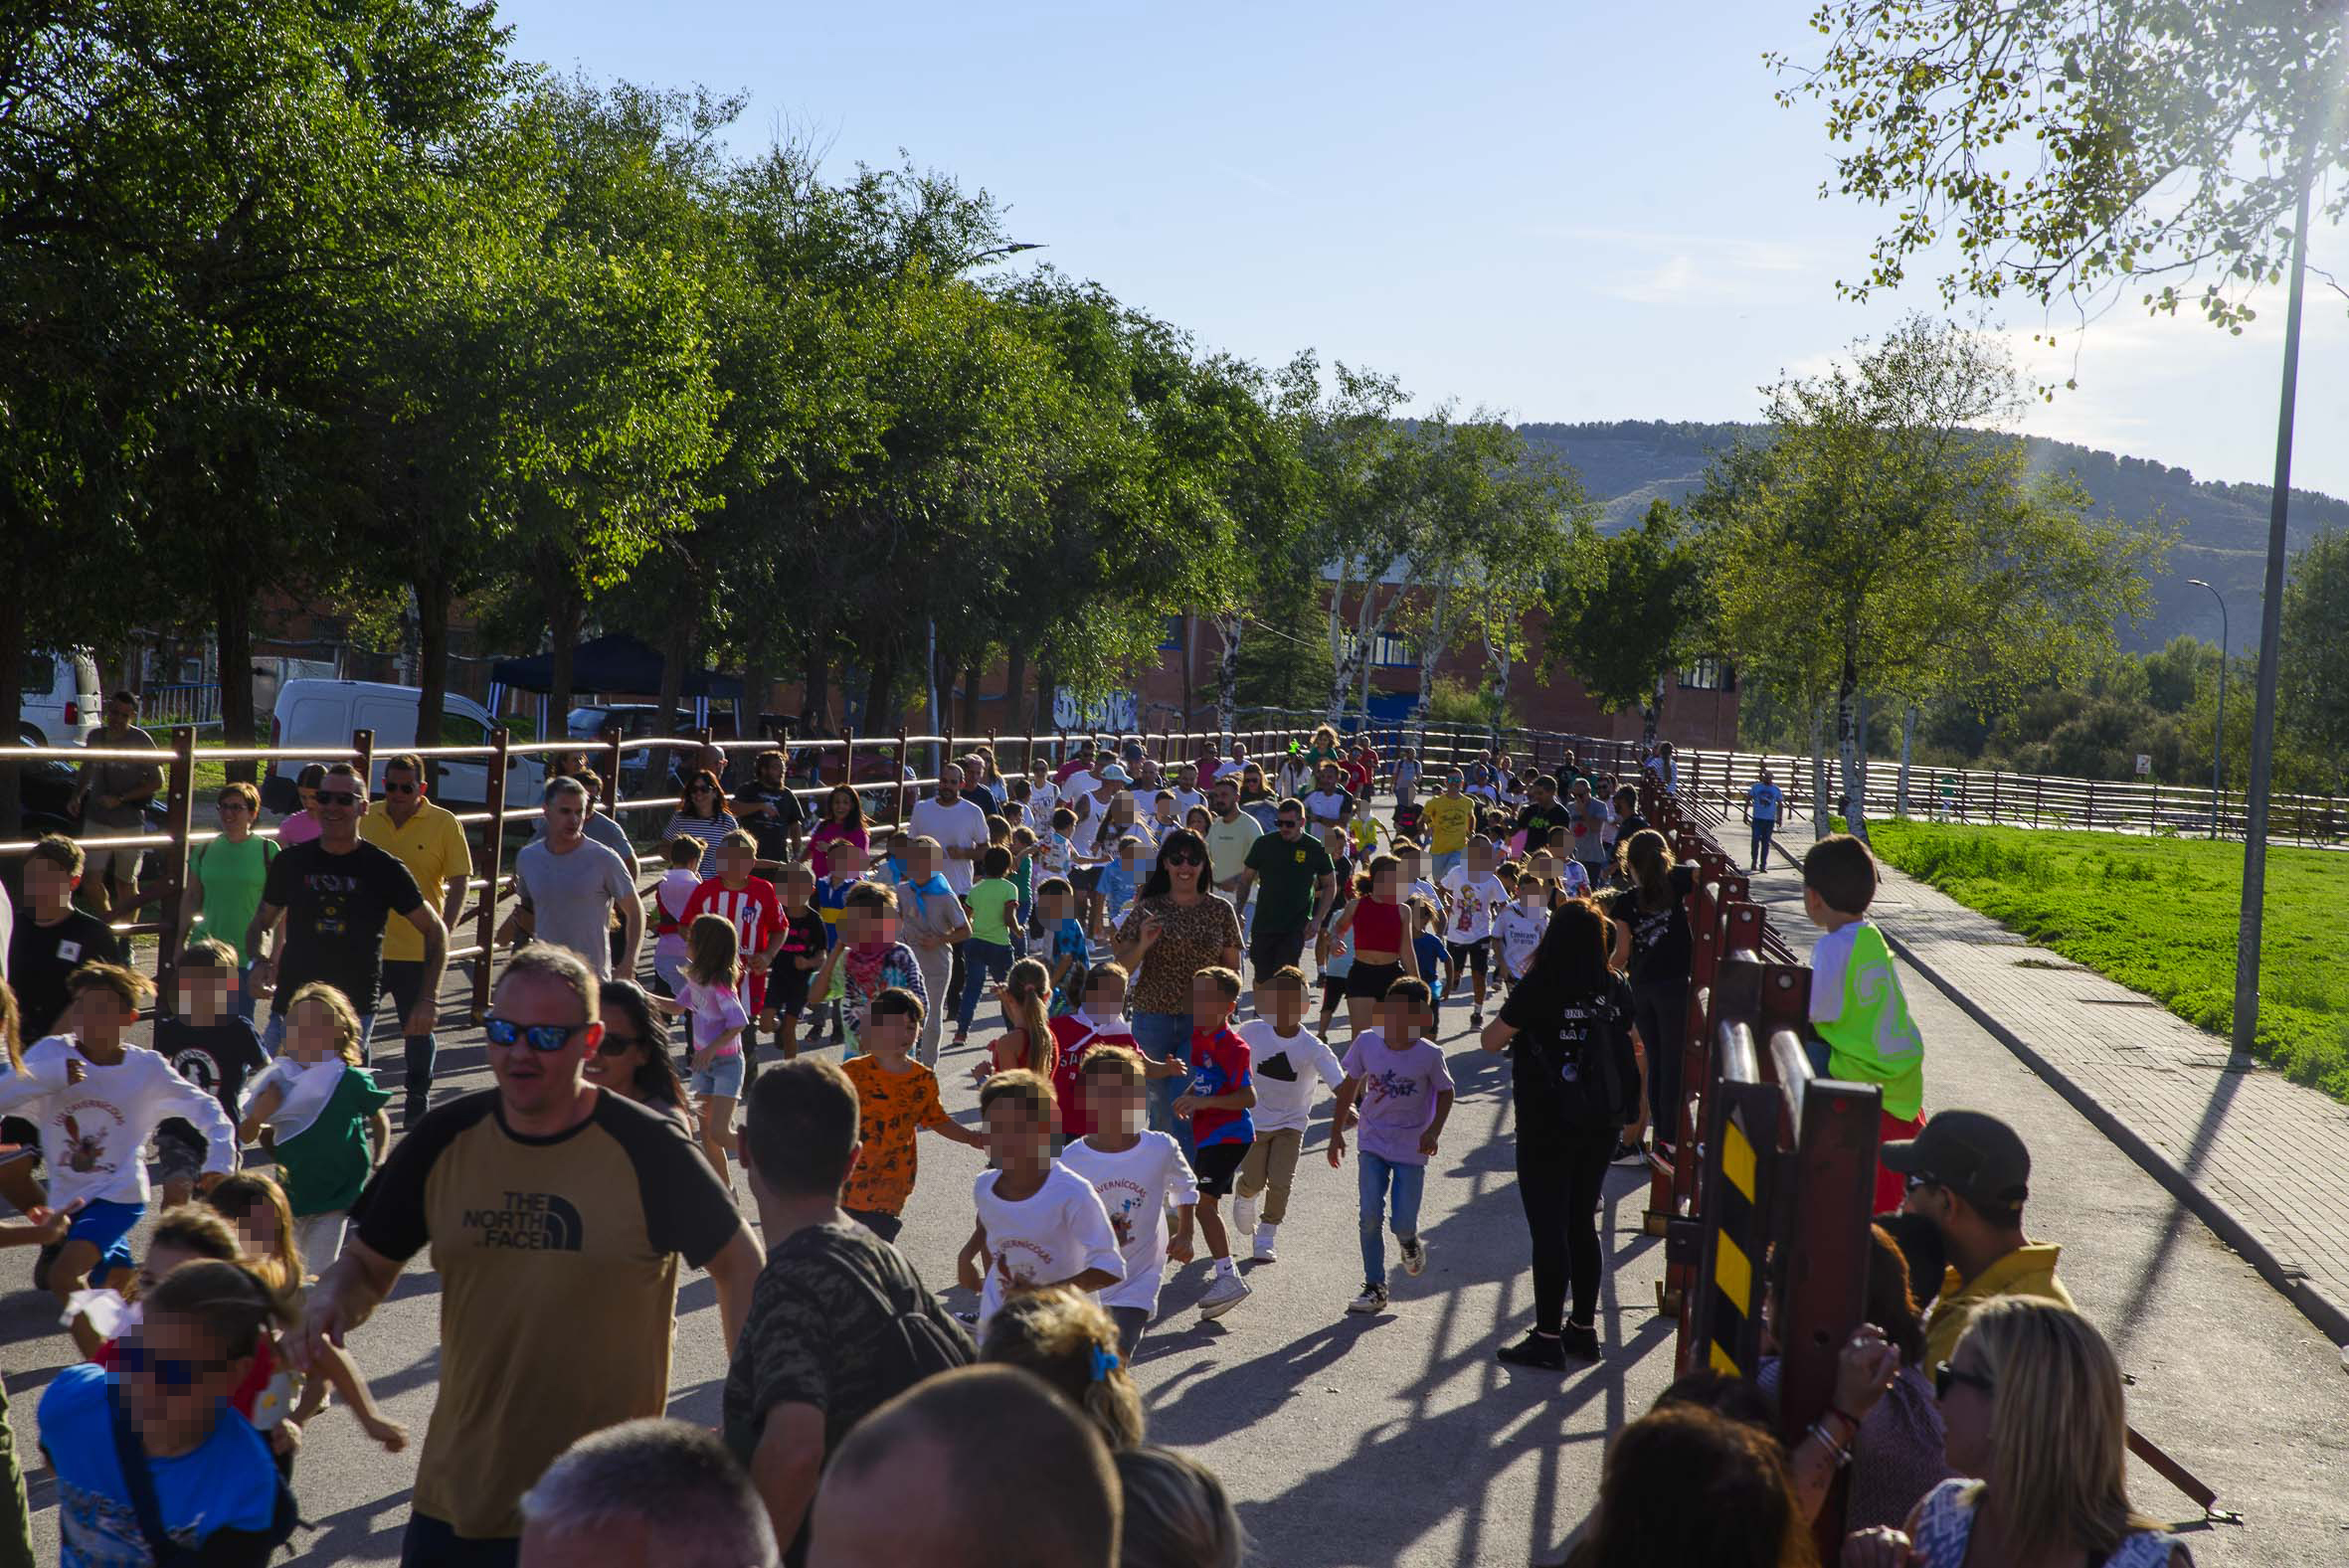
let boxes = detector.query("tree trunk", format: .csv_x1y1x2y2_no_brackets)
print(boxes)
1645,669,1666,743
1002,641,1028,742
801,634,830,739
114,634,142,700
864,655,896,738
959,659,982,738
656,618,692,785
415,569,452,791
1178,617,1194,734
1413,579,1453,722
216,581,260,784
1325,583,1353,723
1034,661,1057,737
1213,614,1242,736
1836,637,1868,842
548,581,584,735
1897,704,1916,817
1809,704,1830,835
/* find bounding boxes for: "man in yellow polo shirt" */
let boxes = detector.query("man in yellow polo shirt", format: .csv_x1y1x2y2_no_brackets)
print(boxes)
1423,771,1477,883
1883,1110,2075,1367
359,752,474,1125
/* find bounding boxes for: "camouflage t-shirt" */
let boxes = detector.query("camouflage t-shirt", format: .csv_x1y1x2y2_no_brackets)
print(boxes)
723,1220,974,1555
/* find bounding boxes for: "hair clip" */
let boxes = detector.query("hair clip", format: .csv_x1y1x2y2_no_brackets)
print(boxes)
1089,1344,1121,1382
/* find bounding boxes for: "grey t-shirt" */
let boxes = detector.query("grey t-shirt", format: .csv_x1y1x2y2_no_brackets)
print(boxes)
531,810,635,864
515,837,637,977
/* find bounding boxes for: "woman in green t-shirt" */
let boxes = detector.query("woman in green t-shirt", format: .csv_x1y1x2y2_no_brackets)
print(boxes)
179,782,279,1017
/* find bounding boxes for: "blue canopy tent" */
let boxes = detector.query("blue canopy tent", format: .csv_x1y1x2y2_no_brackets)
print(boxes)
485,633,743,738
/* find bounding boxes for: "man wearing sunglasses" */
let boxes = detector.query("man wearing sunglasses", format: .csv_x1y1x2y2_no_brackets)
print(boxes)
248,763,445,1064
1232,799,1338,981
361,754,474,1125
1882,1110,2074,1369
303,944,762,1567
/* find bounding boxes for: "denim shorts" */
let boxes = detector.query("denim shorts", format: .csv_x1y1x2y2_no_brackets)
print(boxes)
689,1052,745,1100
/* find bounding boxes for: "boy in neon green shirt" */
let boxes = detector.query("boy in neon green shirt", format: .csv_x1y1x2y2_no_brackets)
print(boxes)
1801,833,1924,1210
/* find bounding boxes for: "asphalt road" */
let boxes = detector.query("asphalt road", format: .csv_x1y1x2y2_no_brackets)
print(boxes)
4,904,2344,1564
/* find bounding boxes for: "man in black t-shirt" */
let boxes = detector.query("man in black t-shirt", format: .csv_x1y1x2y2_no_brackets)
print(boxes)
1513,776,1569,853
726,1058,973,1563
6,836,125,1040
733,749,806,868
247,763,445,1062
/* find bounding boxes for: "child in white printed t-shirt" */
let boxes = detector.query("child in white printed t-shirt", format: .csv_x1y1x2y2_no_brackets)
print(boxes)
651,835,704,996
1057,1045,1199,1357
1496,867,1551,988
1230,967,1346,1263
959,1069,1124,1336
1438,836,1511,1026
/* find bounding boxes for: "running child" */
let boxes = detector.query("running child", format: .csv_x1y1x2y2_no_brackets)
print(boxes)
1439,835,1510,1026
1314,865,1364,1037
809,881,928,1054
1058,1046,1200,1356
1801,833,1926,1210
151,940,268,1209
957,1070,1124,1334
653,912,750,1180
756,863,828,1061
1410,899,1448,1007
1329,977,1455,1315
650,836,704,996
895,838,971,1065
1048,962,1159,1144
841,988,987,1242
1174,966,1256,1321
684,831,783,1061
810,837,866,1045
973,958,1058,1092
1321,854,1417,1040
1097,835,1148,937
1231,966,1345,1264
1038,878,1090,1014
0,963,240,1352
954,844,1023,1047
237,981,391,1277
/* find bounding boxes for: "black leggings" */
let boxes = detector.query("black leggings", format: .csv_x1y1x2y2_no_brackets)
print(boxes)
1634,979,1689,1142
1514,1123,1617,1331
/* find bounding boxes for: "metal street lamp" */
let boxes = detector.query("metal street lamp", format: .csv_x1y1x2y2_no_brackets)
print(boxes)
2185,579,2228,838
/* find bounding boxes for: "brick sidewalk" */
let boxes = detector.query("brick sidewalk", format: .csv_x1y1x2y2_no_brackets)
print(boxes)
1753,817,2349,1347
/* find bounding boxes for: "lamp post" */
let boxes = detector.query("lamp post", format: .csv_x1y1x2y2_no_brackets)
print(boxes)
2185,579,2228,838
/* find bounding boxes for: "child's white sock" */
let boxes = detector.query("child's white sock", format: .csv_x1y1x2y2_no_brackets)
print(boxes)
1213,1256,1237,1278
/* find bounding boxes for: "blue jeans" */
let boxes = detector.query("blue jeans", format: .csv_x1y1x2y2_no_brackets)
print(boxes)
1131,1009,1193,1159
955,939,1016,1032
1357,1151,1426,1287
1431,849,1465,883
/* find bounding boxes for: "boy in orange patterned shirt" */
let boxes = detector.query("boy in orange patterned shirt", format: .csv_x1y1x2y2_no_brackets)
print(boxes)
840,988,987,1240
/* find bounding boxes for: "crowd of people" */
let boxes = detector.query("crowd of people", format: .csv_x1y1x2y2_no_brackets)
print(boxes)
0,725,2197,1567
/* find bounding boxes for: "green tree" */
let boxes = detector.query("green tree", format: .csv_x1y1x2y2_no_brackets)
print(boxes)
1542,499,1708,741
2279,529,2349,789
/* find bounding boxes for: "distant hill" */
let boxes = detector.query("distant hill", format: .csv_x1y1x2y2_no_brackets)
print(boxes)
1516,420,2349,653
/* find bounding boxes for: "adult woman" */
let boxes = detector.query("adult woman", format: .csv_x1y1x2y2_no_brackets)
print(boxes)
1602,830,1698,1154
1479,900,1642,1367
1844,1300,2192,1568
179,783,279,1015
1768,1226,1950,1532
1112,828,1242,1142
1572,1404,1817,1568
1236,763,1280,832
661,771,739,878
276,763,327,847
965,748,1006,810
806,784,869,879
592,977,693,1136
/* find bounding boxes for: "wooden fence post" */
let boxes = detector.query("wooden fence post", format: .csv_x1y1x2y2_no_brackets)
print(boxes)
155,726,198,1006
473,726,510,1023
353,728,376,800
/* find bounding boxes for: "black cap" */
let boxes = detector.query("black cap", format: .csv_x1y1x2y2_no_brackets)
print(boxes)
1879,1110,2031,1211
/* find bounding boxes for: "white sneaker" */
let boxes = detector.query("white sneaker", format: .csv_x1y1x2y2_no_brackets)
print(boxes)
1232,1193,1259,1235
1252,1224,1279,1263
1348,1281,1388,1314
1399,1235,1428,1277
1198,1272,1252,1319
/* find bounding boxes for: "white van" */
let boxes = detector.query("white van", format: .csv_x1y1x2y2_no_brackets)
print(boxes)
18,647,104,748
265,680,543,812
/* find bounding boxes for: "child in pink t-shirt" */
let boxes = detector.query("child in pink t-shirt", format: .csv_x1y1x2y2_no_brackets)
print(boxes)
654,913,748,1183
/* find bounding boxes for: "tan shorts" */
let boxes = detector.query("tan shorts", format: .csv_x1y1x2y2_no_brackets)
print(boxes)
78,839,142,884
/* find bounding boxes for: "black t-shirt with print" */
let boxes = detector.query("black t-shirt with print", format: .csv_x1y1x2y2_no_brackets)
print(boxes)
154,1015,270,1122
1498,970,1640,1137
733,784,806,862
1514,801,1569,849
1604,864,1699,989
7,909,125,1039
262,839,425,1018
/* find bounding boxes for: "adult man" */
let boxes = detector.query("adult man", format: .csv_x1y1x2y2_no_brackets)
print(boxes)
1233,799,1338,979
1422,772,1477,882
247,763,444,1061
5,837,124,1040
529,768,634,862
513,778,643,980
1051,740,1097,789
1512,776,1569,854
1565,779,1610,886
1645,742,1679,795
1203,778,1262,918
907,764,990,895
734,749,807,869
1168,763,1205,822
520,1420,778,1568
726,1060,974,1563
806,1366,1120,1568
68,691,160,914
1213,744,1249,782
1883,1110,2075,1367
302,945,762,1566
1064,764,1129,934
1744,768,1784,873
359,754,472,1124
1302,763,1353,834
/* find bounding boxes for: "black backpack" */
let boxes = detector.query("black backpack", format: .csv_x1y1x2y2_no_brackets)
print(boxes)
1535,992,1640,1132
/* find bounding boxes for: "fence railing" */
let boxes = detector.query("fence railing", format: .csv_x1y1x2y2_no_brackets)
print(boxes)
1673,745,2345,847
138,682,223,730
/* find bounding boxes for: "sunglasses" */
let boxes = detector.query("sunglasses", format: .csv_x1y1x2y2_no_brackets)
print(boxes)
1163,851,1204,866
120,1340,232,1390
483,1015,586,1052
1933,1360,1994,1401
596,1031,641,1057
1277,818,1302,829
313,791,359,806
384,779,418,794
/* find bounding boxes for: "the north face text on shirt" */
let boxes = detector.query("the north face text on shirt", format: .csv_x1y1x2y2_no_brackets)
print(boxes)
462,1190,587,1251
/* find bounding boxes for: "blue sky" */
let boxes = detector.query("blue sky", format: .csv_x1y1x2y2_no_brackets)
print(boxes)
492,0,2349,498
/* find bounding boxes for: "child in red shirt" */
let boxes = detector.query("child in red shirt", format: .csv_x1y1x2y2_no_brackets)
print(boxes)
1175,966,1258,1321
684,831,782,1046
1046,962,1160,1140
